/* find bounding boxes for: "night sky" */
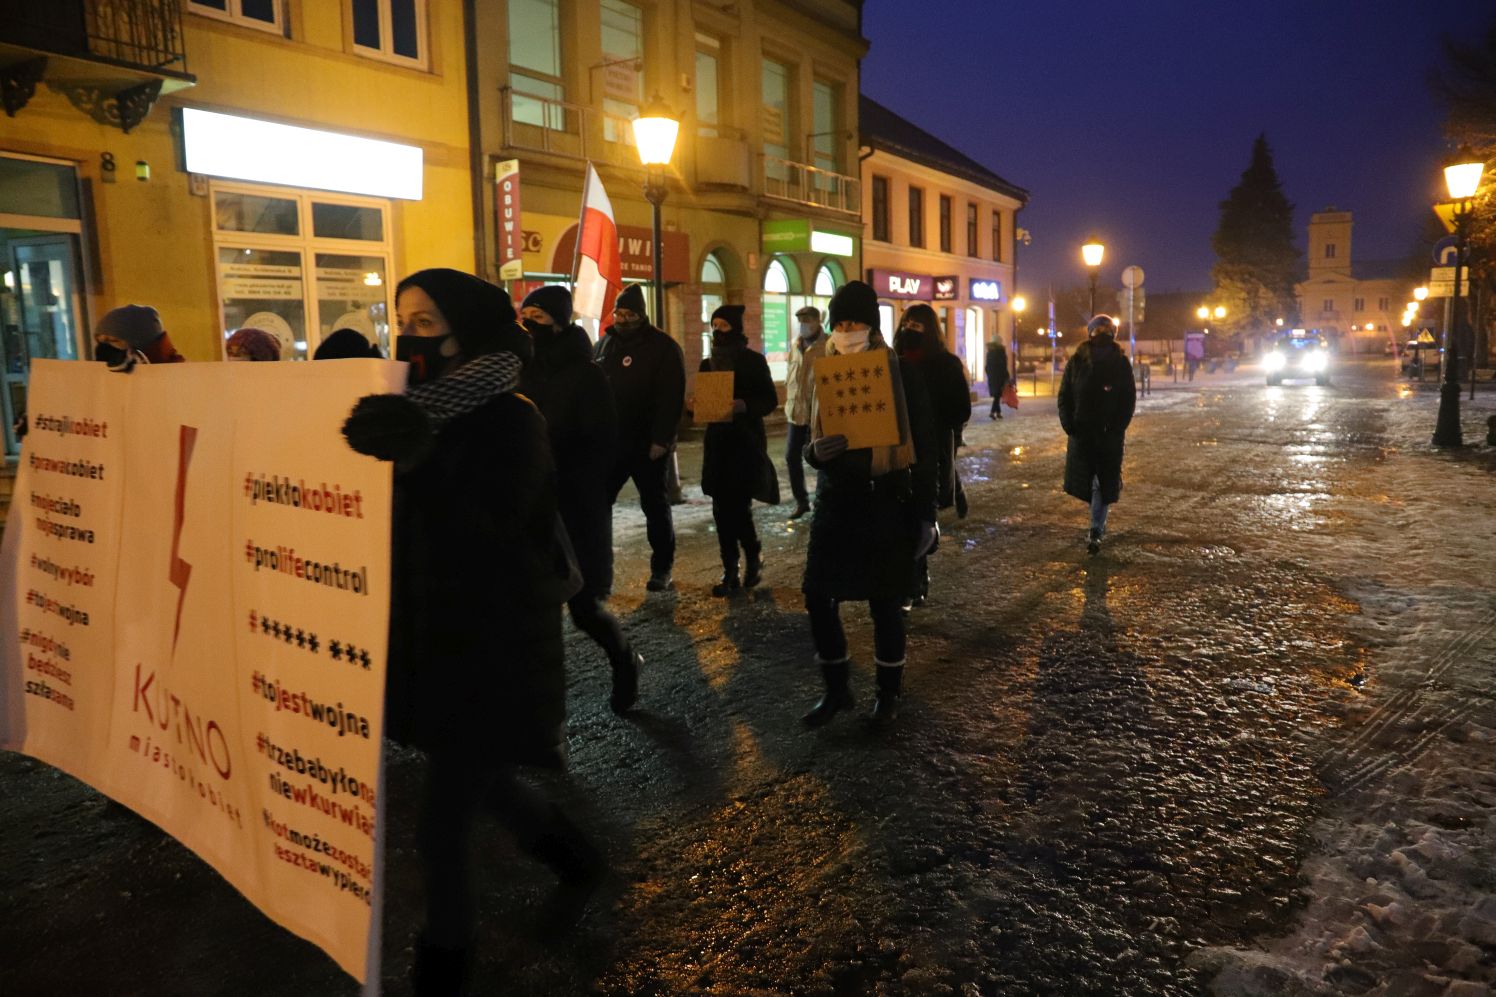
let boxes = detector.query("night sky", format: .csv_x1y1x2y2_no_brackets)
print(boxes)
860,0,1493,296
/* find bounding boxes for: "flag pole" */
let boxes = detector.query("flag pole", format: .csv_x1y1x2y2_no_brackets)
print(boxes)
569,163,590,297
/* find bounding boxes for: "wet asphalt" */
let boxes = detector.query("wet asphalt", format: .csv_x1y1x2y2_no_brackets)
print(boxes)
1,359,1493,996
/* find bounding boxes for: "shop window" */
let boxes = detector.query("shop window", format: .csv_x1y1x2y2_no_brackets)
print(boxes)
871,175,890,242
877,303,895,334
939,195,952,253
510,0,566,129
211,183,393,359
963,306,983,381
699,251,726,359
908,186,924,248
762,256,797,380
0,157,81,219
601,0,644,144
190,0,284,34
352,0,427,69
695,34,723,137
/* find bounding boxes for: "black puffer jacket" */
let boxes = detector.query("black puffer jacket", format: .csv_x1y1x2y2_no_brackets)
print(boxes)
1057,334,1136,505
894,329,971,510
386,394,572,767
595,322,686,458
523,323,618,597
698,347,779,502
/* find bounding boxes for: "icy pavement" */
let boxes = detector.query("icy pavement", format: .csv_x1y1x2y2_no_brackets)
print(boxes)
1,359,1493,995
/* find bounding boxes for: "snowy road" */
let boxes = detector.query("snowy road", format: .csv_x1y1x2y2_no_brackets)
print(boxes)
1,359,1493,995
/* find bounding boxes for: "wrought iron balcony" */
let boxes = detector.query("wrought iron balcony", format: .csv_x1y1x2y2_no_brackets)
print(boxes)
1,0,194,131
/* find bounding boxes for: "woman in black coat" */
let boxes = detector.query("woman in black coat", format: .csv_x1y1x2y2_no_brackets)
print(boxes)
801,282,940,726
520,285,641,712
698,304,779,596
1057,313,1136,556
343,268,603,995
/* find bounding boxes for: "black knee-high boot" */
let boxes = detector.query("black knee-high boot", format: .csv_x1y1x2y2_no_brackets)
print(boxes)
802,657,854,726
870,660,904,724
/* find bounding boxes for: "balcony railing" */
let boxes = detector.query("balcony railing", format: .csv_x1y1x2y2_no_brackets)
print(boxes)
762,154,860,216
0,0,189,75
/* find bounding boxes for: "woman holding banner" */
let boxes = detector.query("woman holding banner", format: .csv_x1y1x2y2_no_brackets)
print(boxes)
696,304,779,597
343,268,605,995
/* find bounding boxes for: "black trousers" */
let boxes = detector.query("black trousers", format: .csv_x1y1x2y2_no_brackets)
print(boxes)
609,450,675,575
804,593,906,664
568,592,629,666
784,422,811,505
711,493,758,570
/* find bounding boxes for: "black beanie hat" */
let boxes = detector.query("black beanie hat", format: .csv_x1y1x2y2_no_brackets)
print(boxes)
710,303,746,342
396,268,517,358
614,284,648,322
828,280,880,331
315,328,382,360
521,285,573,327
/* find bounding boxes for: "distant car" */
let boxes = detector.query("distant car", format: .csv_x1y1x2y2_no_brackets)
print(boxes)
1264,329,1331,386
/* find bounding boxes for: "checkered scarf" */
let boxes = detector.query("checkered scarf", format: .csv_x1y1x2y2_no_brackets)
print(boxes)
406,350,523,430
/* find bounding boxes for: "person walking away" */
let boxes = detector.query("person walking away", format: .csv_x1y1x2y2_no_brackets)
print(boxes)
224,327,282,361
595,284,686,592
342,268,605,995
801,281,939,726
520,285,642,712
1057,313,1136,556
93,304,186,366
783,305,827,519
892,304,971,608
985,336,1009,419
697,304,779,596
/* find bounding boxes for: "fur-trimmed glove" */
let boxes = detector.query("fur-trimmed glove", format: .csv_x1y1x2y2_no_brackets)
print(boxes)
342,393,434,465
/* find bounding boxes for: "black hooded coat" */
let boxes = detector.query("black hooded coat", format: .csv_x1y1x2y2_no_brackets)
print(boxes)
698,340,780,503
893,311,972,510
1057,333,1136,505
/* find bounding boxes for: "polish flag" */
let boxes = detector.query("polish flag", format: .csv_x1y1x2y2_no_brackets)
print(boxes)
572,164,621,323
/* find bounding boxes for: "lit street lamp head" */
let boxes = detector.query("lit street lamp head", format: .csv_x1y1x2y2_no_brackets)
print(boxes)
632,95,681,167
1196,306,1209,320
1081,239,1105,269
1012,295,1026,313
1413,286,1428,301
1444,145,1484,202
1213,306,1226,320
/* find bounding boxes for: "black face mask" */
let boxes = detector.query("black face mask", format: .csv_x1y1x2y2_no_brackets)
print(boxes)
396,335,451,386
95,342,129,366
522,318,552,337
710,329,742,352
614,318,643,333
896,328,926,351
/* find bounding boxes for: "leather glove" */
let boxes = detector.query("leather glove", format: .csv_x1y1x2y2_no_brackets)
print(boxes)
913,520,939,560
810,434,848,462
342,393,433,464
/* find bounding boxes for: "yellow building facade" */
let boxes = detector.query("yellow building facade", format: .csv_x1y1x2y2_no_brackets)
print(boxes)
1294,209,1412,354
0,0,476,456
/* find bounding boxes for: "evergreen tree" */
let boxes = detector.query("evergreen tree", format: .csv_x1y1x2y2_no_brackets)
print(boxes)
1210,135,1301,332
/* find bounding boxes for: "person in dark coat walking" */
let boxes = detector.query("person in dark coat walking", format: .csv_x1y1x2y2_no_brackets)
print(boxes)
801,281,940,726
892,304,971,608
1057,313,1136,556
595,283,686,592
985,337,1010,419
520,284,641,712
342,268,603,995
696,304,779,596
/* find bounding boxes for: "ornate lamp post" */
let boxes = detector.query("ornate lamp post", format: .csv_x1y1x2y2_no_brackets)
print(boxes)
1433,147,1485,446
1081,237,1105,316
1011,294,1026,380
631,95,681,332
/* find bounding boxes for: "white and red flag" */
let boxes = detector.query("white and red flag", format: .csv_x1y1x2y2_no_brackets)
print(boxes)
571,163,621,323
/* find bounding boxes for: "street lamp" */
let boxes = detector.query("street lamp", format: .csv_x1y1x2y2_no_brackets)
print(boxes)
1011,295,1026,381
1081,237,1105,316
1433,145,1485,445
631,95,680,332
1413,286,1428,302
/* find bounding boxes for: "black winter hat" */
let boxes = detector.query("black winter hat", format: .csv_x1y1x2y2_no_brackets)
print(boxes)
710,303,746,341
315,327,382,360
396,268,517,358
614,283,648,322
828,280,880,331
521,285,573,327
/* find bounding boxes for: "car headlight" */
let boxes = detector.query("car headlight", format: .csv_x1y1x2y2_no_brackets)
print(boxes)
1303,350,1328,372
1265,351,1286,371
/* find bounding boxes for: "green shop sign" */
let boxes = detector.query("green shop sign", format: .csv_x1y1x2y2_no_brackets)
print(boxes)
761,219,856,257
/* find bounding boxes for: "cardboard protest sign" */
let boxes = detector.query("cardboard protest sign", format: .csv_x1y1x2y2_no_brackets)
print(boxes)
693,370,736,424
812,348,901,449
0,359,403,987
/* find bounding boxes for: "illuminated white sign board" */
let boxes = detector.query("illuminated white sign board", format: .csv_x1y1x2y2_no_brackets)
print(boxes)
181,108,424,200
810,230,855,257
970,279,1002,302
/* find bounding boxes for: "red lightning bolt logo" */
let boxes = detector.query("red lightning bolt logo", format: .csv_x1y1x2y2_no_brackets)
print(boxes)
170,425,198,654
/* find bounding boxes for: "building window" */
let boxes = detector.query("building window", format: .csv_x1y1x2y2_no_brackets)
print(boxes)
763,256,797,379
1322,299,1334,314
601,0,644,143
509,0,566,129
871,175,889,242
908,186,924,248
811,79,840,174
695,34,722,137
189,0,283,33
1324,243,1337,259
352,0,426,68
211,181,394,361
991,210,1002,262
762,58,791,166
966,203,979,258
1354,297,1365,312
1377,296,1389,311
938,195,952,253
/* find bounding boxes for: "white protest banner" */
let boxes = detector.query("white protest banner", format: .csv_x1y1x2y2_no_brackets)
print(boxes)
0,358,403,986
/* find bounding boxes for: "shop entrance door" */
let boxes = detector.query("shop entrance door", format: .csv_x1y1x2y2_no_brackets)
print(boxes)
3,235,84,454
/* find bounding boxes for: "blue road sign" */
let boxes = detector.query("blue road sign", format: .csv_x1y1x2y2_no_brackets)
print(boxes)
1433,236,1459,266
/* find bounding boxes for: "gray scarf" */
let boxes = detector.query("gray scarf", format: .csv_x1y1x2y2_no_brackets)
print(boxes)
407,350,523,429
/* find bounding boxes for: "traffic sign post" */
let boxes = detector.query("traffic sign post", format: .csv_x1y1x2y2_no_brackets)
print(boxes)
1121,265,1145,393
